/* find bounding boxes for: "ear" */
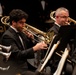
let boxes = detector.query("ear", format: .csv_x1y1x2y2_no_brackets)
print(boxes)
12,21,16,24
12,21,17,26
55,16,59,18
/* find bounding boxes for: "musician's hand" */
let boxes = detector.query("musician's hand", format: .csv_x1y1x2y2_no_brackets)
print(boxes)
23,30,34,39
33,41,48,51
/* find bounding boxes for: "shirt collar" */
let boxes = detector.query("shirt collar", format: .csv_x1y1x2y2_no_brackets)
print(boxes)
55,22,61,27
10,26,18,32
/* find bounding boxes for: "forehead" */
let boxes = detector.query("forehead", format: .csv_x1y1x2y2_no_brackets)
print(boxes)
59,10,69,16
19,18,26,22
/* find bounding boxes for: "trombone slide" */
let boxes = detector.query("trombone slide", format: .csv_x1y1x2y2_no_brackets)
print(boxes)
37,40,60,72
53,48,70,75
0,45,11,52
0,51,11,61
0,66,10,71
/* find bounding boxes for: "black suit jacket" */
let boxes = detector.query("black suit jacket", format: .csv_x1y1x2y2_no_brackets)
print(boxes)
48,24,60,35
0,27,35,75
48,24,74,74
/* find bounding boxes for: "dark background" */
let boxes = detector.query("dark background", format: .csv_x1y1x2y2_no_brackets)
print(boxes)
1,0,76,32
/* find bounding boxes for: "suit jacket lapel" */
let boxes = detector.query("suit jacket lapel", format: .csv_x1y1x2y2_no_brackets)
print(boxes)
8,27,25,50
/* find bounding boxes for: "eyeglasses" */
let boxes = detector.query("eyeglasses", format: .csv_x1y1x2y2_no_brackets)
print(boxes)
57,16,69,19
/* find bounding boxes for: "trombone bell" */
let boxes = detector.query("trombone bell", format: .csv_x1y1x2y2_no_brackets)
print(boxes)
50,11,76,25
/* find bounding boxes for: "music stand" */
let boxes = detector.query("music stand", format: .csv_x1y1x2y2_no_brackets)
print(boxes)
54,25,76,52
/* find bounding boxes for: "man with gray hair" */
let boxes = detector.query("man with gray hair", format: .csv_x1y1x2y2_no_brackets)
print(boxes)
48,7,74,75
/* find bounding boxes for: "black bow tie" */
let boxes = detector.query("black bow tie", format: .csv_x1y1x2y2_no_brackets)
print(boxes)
17,32,22,36
17,32,21,34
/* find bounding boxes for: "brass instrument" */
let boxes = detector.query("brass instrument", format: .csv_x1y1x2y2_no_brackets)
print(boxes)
50,11,76,62
0,66,10,71
1,16,54,44
0,45,11,60
50,11,76,24
35,11,76,73
36,40,60,73
0,45,11,71
50,11,56,21
1,16,10,25
53,46,70,75
1,16,55,69
0,45,11,52
0,51,11,61
55,51,71,63
50,11,75,74
23,23,54,44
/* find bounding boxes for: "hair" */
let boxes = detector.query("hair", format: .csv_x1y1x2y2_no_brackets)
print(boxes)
9,9,28,24
55,7,69,17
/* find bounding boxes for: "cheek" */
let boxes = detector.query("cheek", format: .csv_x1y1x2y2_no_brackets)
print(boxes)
60,19,65,23
17,25,22,31
20,25,24,30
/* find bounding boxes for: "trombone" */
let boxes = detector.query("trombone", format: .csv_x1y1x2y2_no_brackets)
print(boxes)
0,45,11,71
0,44,11,61
50,11,76,24
0,15,55,69
0,16,54,44
0,44,11,52
36,39,60,73
53,45,70,75
35,10,76,73
50,11,76,62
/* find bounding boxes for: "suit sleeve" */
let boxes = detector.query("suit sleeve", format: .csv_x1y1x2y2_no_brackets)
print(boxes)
1,34,35,60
